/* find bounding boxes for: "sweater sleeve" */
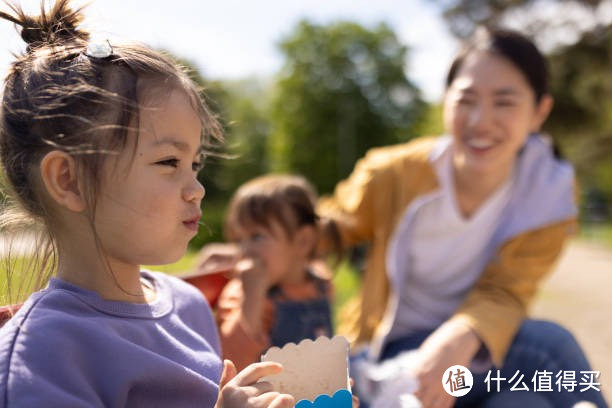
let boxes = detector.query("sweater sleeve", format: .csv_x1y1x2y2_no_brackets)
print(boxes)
450,219,577,367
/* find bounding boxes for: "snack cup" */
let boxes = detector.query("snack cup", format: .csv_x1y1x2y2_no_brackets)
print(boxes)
261,336,352,407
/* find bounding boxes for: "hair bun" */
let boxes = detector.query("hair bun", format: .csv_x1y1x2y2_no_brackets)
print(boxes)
1,0,89,50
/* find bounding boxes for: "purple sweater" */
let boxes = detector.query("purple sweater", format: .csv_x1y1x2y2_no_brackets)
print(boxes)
0,270,223,407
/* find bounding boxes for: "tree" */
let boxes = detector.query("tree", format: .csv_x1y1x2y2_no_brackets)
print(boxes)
270,20,426,194
435,0,603,40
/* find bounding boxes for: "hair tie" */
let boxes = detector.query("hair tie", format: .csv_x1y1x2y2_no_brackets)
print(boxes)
85,39,112,58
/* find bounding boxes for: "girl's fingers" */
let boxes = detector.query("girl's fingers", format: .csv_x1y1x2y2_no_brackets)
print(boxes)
232,361,283,386
267,394,295,408
251,392,294,408
219,360,238,389
243,381,274,396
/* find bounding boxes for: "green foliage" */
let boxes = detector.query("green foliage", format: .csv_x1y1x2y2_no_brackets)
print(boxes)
331,260,361,326
412,103,445,137
213,79,273,194
171,56,273,247
270,20,426,194
546,29,612,199
435,0,602,39
189,199,227,249
146,250,199,276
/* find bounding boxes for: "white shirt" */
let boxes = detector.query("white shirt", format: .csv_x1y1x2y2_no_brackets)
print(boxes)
389,146,514,339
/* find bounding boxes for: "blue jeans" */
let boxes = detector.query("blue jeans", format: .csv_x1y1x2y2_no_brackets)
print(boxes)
352,320,608,408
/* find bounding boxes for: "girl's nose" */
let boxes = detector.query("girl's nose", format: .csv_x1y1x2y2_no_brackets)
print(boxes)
183,178,205,203
240,241,255,257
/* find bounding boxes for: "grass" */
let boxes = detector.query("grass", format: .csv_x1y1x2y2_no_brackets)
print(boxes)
578,220,612,247
145,250,199,276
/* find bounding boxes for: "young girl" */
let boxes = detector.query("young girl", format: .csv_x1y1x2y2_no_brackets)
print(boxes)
196,174,341,372
0,2,294,407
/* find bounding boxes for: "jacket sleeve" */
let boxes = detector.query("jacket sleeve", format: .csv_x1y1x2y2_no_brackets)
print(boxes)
450,218,577,367
317,150,385,247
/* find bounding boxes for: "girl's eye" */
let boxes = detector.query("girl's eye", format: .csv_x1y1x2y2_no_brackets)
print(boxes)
192,161,204,172
157,158,179,168
251,233,265,242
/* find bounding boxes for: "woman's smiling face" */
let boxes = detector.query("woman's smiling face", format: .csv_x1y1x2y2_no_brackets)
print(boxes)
443,50,552,178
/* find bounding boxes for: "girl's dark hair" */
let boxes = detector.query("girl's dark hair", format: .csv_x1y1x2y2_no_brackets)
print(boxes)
0,0,222,304
224,174,342,260
446,26,548,102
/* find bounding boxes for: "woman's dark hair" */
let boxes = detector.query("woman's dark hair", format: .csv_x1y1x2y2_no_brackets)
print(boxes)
446,26,548,102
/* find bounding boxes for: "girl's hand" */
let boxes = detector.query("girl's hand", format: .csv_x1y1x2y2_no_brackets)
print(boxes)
215,360,295,408
409,320,481,408
237,257,269,293
195,243,240,277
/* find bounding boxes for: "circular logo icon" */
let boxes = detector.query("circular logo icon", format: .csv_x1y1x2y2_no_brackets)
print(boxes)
442,365,473,397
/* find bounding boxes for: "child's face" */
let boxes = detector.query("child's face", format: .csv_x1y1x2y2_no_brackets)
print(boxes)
93,88,205,266
231,219,303,286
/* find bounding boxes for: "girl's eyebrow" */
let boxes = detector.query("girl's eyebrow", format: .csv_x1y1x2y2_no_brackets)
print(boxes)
151,137,204,154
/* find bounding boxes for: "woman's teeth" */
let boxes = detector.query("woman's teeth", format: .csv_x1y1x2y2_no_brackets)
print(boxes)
467,138,495,149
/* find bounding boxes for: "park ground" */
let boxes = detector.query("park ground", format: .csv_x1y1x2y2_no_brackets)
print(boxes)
530,238,612,402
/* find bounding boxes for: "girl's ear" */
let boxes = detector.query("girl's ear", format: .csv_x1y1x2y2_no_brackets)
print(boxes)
294,224,317,257
39,150,87,212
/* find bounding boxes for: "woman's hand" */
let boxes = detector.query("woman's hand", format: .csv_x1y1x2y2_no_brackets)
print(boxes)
409,320,481,408
215,360,295,408
350,378,360,408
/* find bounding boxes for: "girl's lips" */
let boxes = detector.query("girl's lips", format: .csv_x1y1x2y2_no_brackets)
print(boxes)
183,214,202,232
183,220,200,232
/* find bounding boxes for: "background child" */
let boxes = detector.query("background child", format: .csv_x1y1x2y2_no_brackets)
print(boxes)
0,1,294,407
197,174,341,371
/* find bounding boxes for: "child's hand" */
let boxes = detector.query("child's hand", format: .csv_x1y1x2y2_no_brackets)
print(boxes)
195,243,240,277
215,360,295,408
236,257,270,292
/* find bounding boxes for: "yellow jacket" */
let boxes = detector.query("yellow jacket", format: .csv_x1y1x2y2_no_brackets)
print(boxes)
319,135,577,367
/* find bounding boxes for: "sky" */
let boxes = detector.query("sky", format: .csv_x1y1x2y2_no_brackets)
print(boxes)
0,0,458,102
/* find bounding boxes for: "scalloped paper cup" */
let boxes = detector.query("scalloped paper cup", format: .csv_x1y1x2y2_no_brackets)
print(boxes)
261,335,352,407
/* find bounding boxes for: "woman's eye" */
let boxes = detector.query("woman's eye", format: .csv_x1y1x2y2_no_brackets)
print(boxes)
457,97,475,105
157,158,179,168
495,99,516,107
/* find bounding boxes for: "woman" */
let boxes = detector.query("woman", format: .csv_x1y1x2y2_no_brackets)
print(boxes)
319,27,606,408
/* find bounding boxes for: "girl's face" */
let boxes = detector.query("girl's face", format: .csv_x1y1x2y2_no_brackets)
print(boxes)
230,219,308,286
443,51,552,178
94,88,205,266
